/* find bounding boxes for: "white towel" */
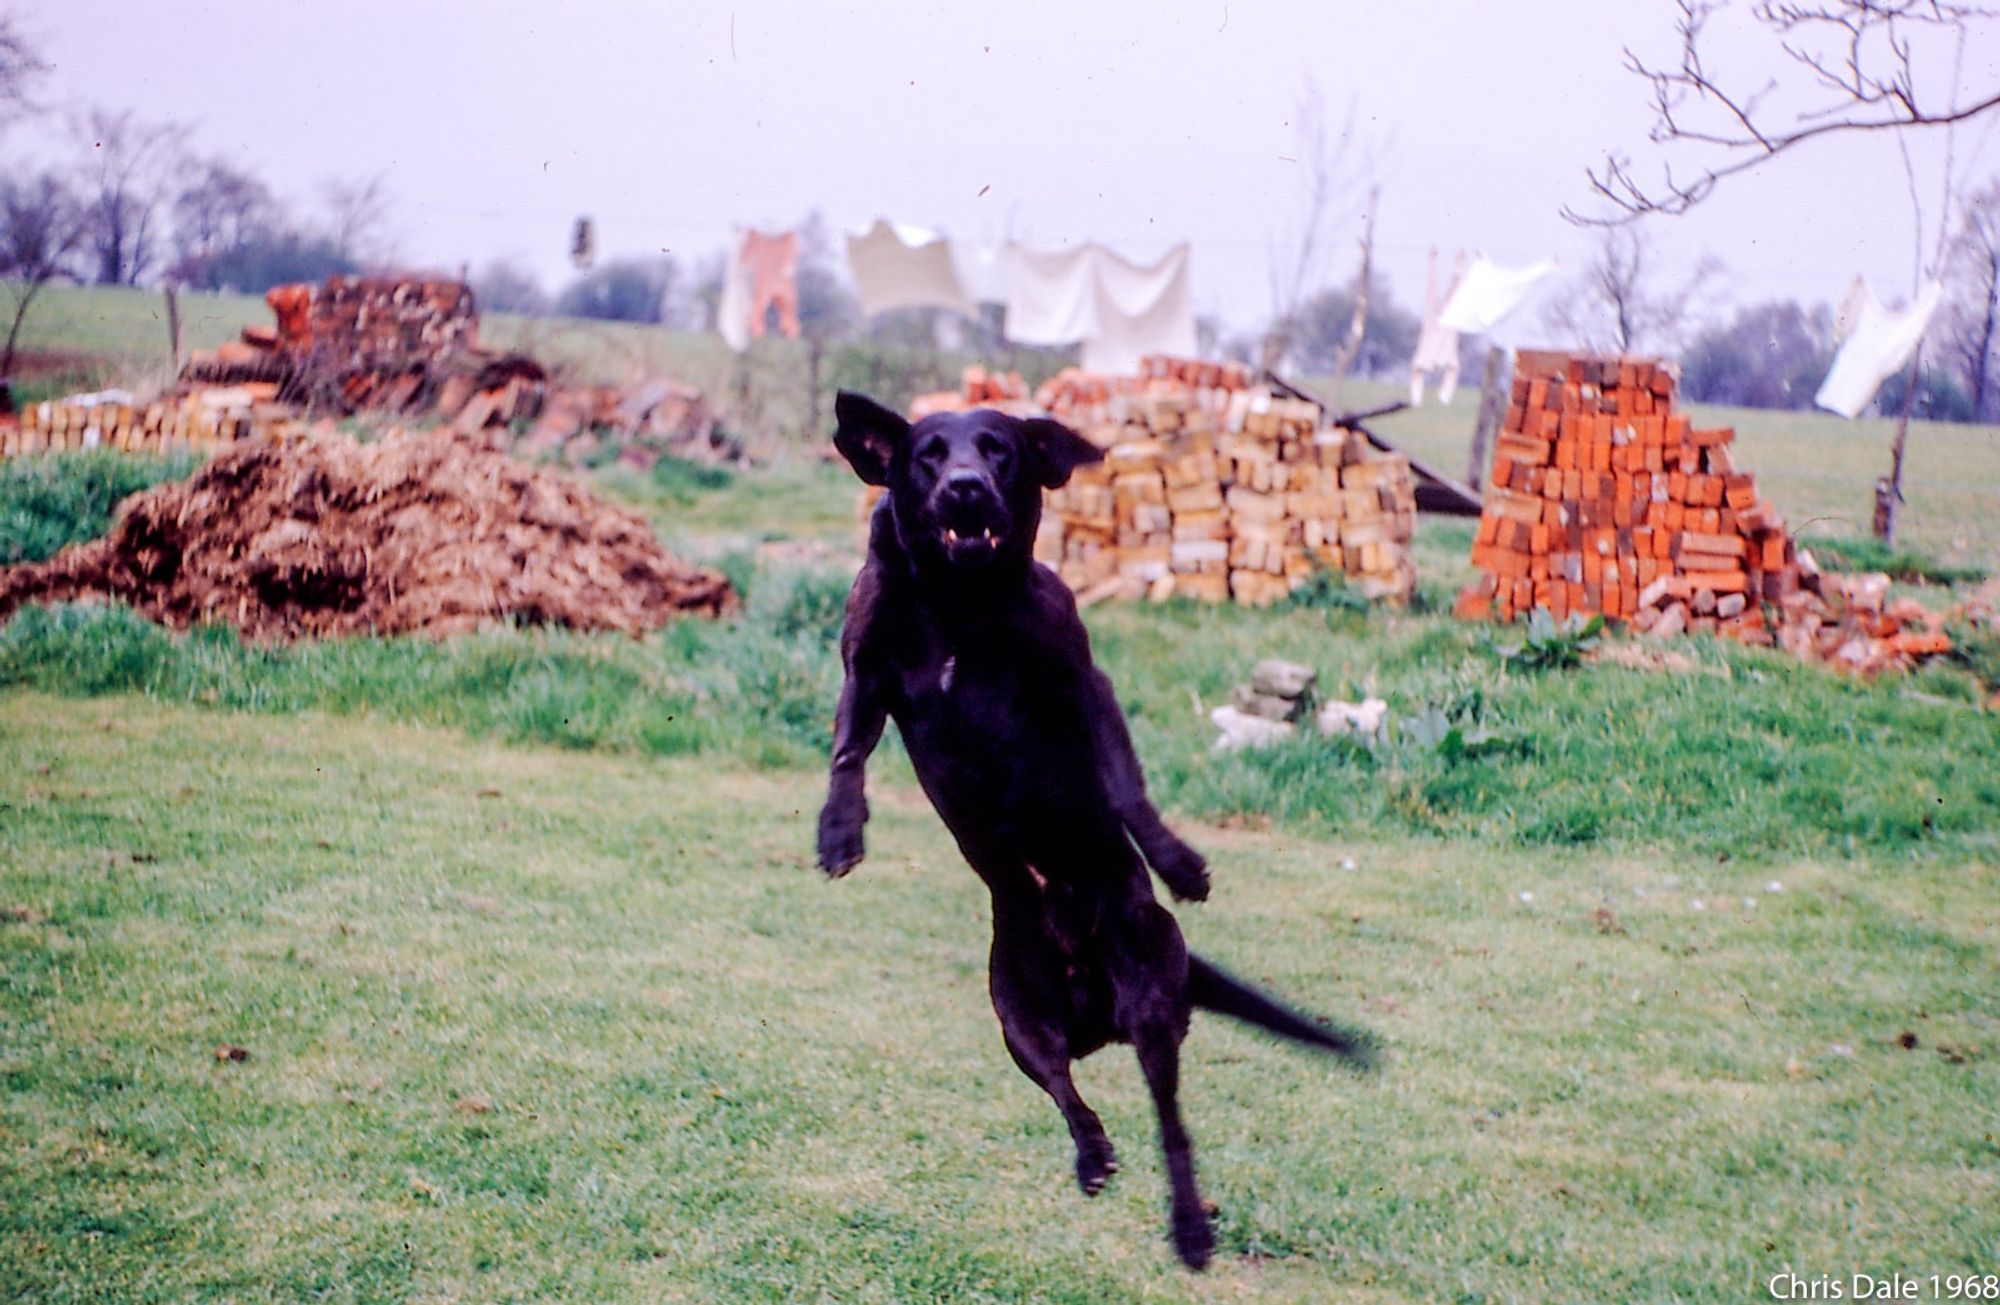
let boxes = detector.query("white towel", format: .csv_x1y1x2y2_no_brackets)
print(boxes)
1084,244,1197,374
951,242,1008,306
1438,256,1557,334
715,228,752,353
1004,244,1100,344
1815,280,1944,418
845,219,977,318
1003,242,1197,374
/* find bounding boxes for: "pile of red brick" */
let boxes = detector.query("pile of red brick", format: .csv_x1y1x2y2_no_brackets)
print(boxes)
1783,571,1952,674
1455,350,1953,674
265,277,479,374
1456,351,1797,638
911,366,1035,418
182,277,499,417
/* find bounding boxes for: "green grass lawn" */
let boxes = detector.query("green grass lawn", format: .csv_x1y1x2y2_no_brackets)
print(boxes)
4,693,1996,1302
6,297,2000,1298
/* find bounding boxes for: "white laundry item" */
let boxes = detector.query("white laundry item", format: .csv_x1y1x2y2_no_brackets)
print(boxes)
1833,275,1869,342
1004,244,1101,344
715,228,753,353
1438,256,1557,334
1815,279,1944,418
951,242,1008,305
1003,242,1198,374
1082,244,1197,374
845,218,976,318
1410,249,1464,406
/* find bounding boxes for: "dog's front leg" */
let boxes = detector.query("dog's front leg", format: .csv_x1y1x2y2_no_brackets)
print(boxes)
816,660,887,877
1079,668,1209,902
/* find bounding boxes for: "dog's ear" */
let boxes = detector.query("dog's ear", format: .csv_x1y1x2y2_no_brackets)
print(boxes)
832,391,910,487
1020,416,1104,489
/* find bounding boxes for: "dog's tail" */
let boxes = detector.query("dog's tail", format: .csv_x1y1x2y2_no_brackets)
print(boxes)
1188,952,1376,1070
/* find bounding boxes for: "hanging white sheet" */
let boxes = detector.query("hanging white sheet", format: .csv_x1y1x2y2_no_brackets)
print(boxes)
845,219,977,318
1815,280,1944,419
1437,256,1557,334
1003,242,1197,374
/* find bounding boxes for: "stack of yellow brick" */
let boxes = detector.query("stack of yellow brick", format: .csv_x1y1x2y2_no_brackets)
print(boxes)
868,358,1418,606
1,384,305,458
1038,357,1417,606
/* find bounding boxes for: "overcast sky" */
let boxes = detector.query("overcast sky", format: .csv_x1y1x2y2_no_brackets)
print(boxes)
15,0,2000,337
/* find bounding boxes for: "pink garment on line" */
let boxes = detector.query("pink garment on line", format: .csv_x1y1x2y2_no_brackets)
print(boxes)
741,229,800,340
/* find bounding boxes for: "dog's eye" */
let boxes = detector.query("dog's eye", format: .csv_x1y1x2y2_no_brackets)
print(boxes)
917,440,947,463
977,435,1010,465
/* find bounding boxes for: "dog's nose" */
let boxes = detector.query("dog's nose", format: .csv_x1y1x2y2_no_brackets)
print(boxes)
942,469,990,502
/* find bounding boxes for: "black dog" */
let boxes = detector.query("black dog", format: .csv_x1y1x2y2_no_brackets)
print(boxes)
816,391,1372,1269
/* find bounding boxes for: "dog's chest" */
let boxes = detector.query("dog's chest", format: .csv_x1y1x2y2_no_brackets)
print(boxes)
890,629,1078,775
897,642,1031,731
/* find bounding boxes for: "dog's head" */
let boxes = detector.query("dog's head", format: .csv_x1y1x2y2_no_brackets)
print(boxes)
832,390,1102,573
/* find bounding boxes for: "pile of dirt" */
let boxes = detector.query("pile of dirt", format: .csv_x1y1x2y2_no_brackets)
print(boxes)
0,428,737,640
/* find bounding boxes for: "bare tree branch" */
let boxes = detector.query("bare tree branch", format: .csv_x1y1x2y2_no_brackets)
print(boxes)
1567,0,2000,224
1,172,87,376
1323,186,1380,410
1263,80,1373,370
1540,225,1725,354
1941,177,2000,418
72,108,187,286
322,173,393,267
0,14,47,129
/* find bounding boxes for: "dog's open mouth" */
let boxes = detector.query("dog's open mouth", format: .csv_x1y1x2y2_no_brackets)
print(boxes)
942,524,1003,558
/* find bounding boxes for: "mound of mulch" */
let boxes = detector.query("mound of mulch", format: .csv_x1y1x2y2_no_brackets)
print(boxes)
0,428,736,640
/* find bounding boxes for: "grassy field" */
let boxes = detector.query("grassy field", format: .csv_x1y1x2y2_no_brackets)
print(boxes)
7,454,1999,864
5,287,2000,1298
4,693,1996,1303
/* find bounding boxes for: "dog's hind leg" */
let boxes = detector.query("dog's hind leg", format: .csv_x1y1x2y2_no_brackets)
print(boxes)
1000,1026,1119,1196
987,923,1119,1196
1112,900,1214,1270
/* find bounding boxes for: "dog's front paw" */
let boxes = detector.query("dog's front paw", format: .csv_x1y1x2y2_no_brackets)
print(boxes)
1147,835,1210,903
816,799,867,877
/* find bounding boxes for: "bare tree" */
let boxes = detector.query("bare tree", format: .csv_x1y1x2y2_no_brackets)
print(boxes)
1568,0,2000,224
1941,178,2000,420
1,172,86,377
1540,225,1725,355
1321,186,1380,410
169,158,276,282
471,258,550,316
0,13,47,129
322,173,391,266
74,107,186,286
1578,1,2000,543
1263,81,1374,372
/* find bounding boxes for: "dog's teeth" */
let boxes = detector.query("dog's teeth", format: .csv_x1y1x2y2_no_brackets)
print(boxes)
946,528,959,544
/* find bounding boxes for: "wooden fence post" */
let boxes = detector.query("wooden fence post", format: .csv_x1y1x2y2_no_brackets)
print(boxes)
164,286,183,374
1465,345,1509,491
